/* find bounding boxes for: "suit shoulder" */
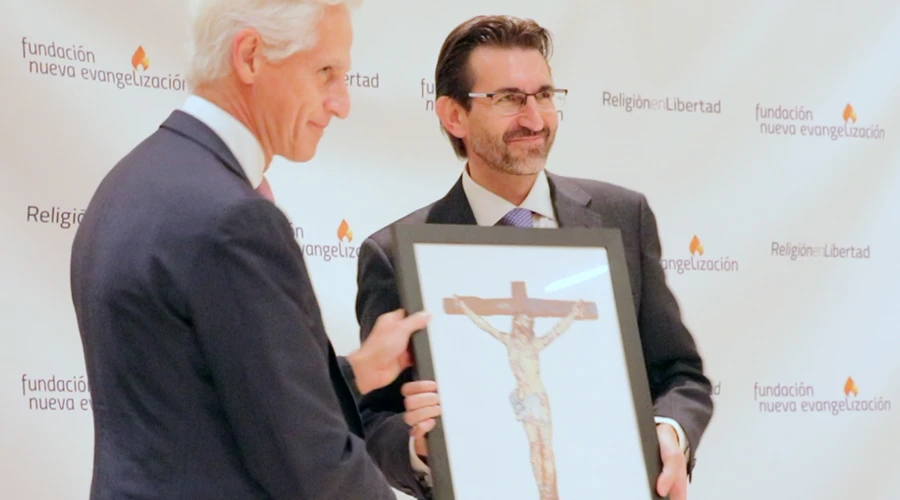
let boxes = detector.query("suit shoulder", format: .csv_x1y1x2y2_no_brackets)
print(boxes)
363,202,437,250
553,173,647,208
79,128,270,253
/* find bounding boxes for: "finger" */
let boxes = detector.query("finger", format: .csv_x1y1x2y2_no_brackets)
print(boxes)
402,310,431,332
656,461,676,497
656,444,684,497
401,380,438,396
382,311,430,343
670,475,688,500
379,308,407,323
403,405,442,427
656,435,679,496
410,418,437,439
370,309,405,333
403,405,442,426
404,392,440,411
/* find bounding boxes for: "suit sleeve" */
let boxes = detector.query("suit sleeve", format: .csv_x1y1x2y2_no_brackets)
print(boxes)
188,199,395,500
354,236,432,499
635,194,714,472
336,355,363,403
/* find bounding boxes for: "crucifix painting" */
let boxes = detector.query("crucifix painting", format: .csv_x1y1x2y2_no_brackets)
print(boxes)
443,281,598,500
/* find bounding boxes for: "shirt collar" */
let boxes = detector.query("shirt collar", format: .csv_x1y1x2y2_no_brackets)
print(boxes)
461,165,556,226
179,95,265,189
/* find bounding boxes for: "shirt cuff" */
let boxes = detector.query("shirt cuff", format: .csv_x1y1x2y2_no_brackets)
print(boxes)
409,437,433,487
654,416,689,454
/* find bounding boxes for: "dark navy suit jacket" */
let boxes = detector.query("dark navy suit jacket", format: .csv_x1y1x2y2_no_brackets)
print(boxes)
354,173,715,498
69,110,395,499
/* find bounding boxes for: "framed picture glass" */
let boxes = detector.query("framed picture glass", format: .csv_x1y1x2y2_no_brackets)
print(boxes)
392,224,664,500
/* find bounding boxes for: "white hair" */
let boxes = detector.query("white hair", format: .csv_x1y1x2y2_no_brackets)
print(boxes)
186,0,362,88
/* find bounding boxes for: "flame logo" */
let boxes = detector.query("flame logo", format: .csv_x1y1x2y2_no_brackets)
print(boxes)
689,235,704,256
842,104,857,123
337,219,353,243
843,376,859,397
131,46,150,71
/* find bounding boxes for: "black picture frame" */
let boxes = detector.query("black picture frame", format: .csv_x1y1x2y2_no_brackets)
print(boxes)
392,223,665,500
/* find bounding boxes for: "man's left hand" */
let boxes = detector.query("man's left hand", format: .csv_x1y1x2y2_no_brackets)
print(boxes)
656,423,687,500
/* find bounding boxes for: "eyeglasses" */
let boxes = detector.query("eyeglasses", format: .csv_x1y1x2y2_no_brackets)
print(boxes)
468,88,567,115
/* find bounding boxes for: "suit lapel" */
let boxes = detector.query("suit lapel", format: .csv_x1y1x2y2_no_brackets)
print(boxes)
426,177,477,225
426,172,603,229
547,172,603,228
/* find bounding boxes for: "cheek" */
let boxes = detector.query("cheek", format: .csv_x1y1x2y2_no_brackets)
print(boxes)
285,79,317,124
258,76,299,136
294,98,322,125
290,101,313,135
544,113,559,128
472,120,504,140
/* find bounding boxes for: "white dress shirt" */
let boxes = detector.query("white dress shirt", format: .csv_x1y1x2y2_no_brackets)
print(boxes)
179,95,266,191
461,167,559,228
409,166,690,481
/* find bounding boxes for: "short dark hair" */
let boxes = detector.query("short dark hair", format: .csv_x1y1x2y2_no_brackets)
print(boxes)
434,15,554,159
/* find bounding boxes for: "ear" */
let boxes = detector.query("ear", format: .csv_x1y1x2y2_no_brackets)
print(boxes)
435,96,468,140
231,28,264,84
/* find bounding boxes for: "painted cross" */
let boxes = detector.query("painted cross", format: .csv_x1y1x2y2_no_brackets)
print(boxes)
442,281,599,319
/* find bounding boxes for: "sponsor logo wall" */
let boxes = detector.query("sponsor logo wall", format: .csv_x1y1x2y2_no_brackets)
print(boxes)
2,2,897,500
21,38,187,92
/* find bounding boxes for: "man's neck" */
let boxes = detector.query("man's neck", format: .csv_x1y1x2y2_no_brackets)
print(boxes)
466,160,539,206
192,84,273,172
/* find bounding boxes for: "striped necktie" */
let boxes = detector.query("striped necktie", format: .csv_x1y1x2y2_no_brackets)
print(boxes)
496,207,534,228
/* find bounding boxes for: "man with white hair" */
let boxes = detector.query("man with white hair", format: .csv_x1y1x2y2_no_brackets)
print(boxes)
69,1,427,499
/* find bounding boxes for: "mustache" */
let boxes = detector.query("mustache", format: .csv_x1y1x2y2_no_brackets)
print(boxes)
504,127,549,141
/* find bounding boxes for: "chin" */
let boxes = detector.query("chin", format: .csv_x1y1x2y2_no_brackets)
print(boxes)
515,159,546,175
284,145,317,163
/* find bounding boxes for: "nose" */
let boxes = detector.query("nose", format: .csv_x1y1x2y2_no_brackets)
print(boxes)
325,81,351,119
517,96,545,132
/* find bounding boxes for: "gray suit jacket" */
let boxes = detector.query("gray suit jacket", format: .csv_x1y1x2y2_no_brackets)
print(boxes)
70,110,394,500
354,172,714,498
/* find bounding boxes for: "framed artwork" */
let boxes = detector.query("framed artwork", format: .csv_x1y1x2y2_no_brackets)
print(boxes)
392,224,665,500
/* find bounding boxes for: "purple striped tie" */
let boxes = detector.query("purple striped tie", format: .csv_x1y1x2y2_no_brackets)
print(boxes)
496,207,534,228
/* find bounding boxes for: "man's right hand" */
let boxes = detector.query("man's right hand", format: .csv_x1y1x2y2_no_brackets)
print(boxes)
402,380,441,457
347,309,430,395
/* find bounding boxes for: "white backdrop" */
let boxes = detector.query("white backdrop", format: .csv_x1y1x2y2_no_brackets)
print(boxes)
2,0,899,499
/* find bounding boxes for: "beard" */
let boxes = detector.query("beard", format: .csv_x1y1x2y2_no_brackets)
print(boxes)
468,123,556,176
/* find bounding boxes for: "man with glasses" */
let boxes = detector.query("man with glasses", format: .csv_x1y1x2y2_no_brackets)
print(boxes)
354,15,713,500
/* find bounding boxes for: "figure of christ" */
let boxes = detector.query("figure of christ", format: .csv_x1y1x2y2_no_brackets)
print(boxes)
452,294,587,500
